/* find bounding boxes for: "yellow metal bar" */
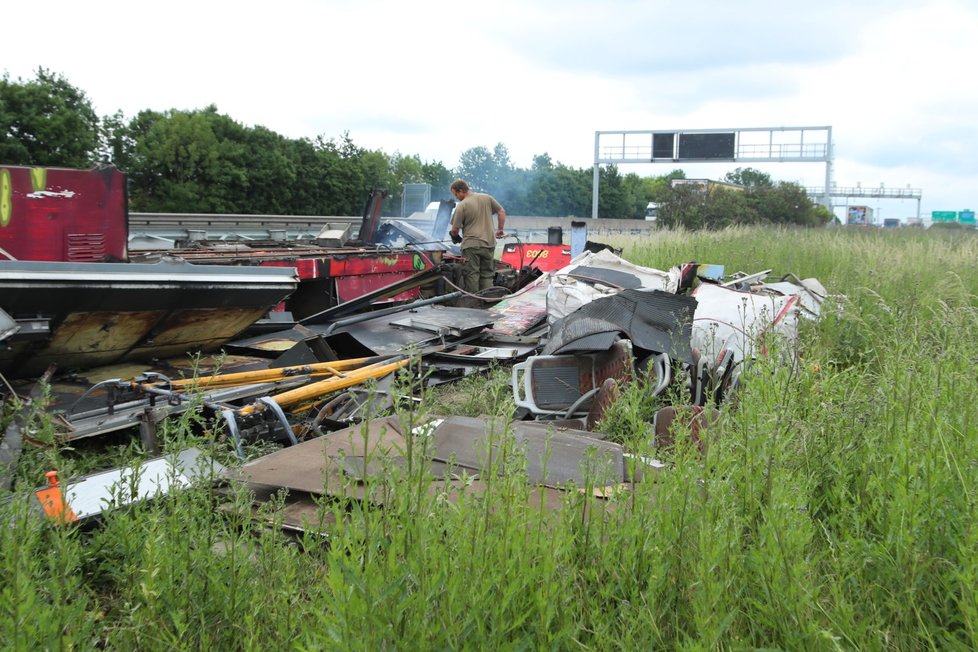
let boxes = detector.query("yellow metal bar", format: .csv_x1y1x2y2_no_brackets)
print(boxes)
158,355,383,390
236,357,410,416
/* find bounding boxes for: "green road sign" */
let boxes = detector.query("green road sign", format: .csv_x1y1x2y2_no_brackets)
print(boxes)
958,210,976,225
931,211,956,222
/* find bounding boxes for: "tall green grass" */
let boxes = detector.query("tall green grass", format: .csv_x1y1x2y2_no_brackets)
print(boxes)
1,225,976,649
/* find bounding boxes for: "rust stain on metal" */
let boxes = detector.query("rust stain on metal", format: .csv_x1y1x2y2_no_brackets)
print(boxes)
3,308,269,378
129,307,266,349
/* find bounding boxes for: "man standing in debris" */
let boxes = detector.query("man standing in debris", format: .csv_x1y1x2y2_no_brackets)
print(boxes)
449,179,506,294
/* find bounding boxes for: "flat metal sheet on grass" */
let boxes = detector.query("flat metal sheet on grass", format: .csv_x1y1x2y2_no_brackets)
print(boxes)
427,416,625,487
234,416,408,494
234,414,626,502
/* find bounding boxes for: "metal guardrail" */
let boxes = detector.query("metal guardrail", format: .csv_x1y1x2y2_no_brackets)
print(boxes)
128,212,359,228
127,213,363,249
126,213,659,250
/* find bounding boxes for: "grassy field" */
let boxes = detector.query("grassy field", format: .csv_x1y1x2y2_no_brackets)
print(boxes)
2,225,978,650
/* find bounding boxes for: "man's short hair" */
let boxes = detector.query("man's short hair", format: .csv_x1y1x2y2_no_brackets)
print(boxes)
450,179,470,193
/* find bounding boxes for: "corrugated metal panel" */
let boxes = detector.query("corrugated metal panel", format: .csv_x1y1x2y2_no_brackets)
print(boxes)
66,233,105,262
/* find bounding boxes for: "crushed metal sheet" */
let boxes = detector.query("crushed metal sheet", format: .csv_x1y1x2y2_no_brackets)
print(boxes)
545,249,680,323
232,416,409,495
544,289,697,363
429,416,625,487
305,305,496,357
690,281,814,364
226,304,493,360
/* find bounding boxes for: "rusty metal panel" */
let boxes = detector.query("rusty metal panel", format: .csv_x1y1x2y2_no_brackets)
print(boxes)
235,416,408,494
0,260,297,378
428,416,625,487
2,310,165,377
0,307,273,378
128,307,269,349
232,415,628,520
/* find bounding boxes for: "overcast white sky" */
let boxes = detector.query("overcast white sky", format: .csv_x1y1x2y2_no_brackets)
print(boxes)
3,0,975,220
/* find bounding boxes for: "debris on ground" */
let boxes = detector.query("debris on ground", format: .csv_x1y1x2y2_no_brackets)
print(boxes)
0,164,827,527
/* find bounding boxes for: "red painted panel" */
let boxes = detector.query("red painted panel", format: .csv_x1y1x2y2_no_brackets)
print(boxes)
500,243,570,272
335,272,422,303
329,252,428,276
0,165,127,262
259,258,322,280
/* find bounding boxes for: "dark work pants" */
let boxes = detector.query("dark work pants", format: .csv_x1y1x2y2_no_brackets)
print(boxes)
461,246,494,293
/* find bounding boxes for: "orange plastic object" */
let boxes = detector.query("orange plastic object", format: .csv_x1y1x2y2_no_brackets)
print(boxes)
35,471,78,523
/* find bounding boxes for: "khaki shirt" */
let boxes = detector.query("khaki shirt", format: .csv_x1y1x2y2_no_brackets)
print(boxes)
450,192,503,250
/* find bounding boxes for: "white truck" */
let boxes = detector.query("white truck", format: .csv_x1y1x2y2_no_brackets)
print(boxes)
644,202,659,222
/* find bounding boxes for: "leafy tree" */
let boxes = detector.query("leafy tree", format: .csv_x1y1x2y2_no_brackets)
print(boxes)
100,110,131,165
381,155,455,216
596,165,630,218
0,68,99,167
521,156,590,217
356,149,395,213
384,153,423,216
454,142,532,213
235,125,297,214
749,181,828,227
724,167,774,188
455,145,495,192
703,187,757,228
456,143,517,194
390,153,424,184
650,169,686,201
658,184,705,229
659,178,829,229
113,106,246,212
314,134,369,216
621,172,651,218
421,160,454,202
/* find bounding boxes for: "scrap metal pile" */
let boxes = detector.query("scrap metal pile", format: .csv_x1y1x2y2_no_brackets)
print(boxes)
0,164,825,527
3,247,826,528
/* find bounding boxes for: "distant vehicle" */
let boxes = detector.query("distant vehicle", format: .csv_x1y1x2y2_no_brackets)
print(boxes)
882,218,900,229
644,202,659,222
